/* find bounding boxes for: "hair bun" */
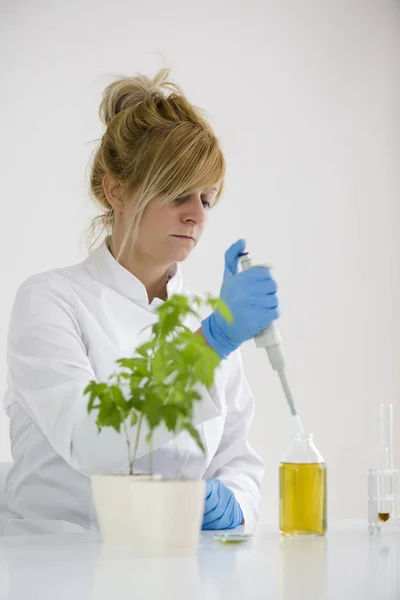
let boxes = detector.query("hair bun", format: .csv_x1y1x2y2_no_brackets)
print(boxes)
99,67,183,126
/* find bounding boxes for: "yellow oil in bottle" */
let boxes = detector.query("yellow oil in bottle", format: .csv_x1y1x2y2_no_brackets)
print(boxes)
280,462,327,535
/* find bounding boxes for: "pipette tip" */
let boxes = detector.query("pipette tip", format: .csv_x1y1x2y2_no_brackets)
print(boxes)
293,414,305,435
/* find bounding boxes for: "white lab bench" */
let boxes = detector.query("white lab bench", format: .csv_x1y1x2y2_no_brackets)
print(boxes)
0,520,398,600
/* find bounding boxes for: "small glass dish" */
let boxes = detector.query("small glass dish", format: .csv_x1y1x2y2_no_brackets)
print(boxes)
213,533,253,544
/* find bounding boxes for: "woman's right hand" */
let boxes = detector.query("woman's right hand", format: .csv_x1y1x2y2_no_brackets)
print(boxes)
201,239,279,359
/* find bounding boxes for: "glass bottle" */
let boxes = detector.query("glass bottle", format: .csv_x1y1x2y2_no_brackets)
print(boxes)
279,433,327,535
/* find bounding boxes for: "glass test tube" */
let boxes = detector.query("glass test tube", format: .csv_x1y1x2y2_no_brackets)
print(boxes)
380,404,393,470
377,405,394,520
368,469,382,534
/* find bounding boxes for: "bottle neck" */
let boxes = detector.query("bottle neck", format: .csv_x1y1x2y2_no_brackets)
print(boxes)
281,433,325,464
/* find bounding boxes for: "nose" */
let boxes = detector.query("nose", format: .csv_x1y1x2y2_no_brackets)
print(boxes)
181,193,206,225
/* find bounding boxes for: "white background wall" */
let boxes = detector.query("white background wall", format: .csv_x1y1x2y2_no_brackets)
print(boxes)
1,0,399,525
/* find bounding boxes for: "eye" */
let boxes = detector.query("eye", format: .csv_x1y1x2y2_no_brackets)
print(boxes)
174,195,212,208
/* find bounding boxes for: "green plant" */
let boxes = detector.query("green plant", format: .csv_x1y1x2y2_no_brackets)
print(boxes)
84,294,232,475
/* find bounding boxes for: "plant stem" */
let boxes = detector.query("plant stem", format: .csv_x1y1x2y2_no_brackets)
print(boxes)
131,414,144,473
122,419,133,475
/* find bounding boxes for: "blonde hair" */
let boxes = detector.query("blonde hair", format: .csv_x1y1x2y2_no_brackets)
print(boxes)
86,68,226,262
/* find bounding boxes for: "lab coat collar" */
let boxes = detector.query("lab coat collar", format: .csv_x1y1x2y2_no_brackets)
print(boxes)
88,236,184,309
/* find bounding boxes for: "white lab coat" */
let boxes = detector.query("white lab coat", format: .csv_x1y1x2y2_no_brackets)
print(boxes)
1,238,264,535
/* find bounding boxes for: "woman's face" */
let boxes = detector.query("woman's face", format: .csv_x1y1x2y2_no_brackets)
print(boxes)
134,188,218,264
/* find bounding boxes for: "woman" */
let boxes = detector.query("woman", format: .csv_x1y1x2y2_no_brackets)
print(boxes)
2,69,279,535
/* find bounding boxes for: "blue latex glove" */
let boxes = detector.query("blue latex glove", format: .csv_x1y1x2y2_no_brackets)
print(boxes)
202,479,244,530
201,238,279,359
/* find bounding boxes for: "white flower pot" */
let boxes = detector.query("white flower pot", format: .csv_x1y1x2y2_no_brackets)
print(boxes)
129,479,205,557
91,474,161,543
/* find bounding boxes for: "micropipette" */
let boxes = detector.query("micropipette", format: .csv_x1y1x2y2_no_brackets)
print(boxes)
239,251,305,435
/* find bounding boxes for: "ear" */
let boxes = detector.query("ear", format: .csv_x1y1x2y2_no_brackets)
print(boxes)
102,174,125,212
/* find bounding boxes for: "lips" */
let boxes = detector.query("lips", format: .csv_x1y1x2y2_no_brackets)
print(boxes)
172,235,194,240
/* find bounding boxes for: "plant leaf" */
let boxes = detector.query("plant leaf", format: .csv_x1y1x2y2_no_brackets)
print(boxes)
216,299,233,323
86,382,109,414
183,421,206,455
135,341,155,358
109,410,122,433
142,394,163,429
163,405,179,432
109,385,126,408
115,358,136,371
151,348,167,383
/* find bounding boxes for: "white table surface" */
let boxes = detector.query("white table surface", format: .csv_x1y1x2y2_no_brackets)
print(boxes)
0,520,398,600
